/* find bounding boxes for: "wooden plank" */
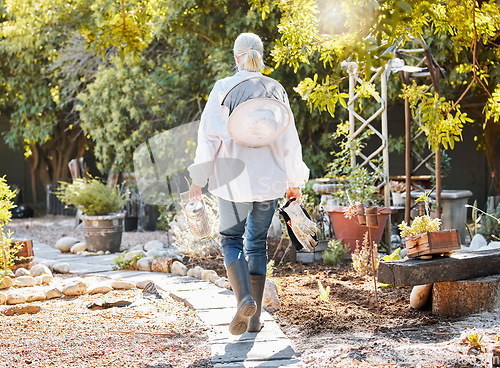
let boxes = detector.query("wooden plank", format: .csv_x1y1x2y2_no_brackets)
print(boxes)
377,249,500,286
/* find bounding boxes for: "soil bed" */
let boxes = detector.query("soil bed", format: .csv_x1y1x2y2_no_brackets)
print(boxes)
3,216,500,367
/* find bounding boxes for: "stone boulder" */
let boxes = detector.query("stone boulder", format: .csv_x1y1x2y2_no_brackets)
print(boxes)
0,276,13,289
70,242,87,254
62,282,87,296
137,257,153,272
14,276,37,287
151,257,174,273
263,278,280,313
171,261,188,276
30,264,53,277
45,288,62,299
111,280,136,290
53,263,70,274
410,284,433,310
26,293,46,302
55,236,80,253
88,284,112,294
15,268,30,277
187,266,204,279
0,292,6,305
144,240,164,251
6,292,27,305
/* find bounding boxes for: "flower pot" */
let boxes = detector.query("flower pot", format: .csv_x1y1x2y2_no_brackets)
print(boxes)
405,229,461,258
391,192,405,207
80,213,124,253
327,206,391,253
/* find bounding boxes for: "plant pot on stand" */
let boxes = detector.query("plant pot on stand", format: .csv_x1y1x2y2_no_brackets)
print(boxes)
328,206,391,253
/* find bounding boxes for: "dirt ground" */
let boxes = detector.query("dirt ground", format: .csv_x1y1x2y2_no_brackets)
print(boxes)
3,216,500,367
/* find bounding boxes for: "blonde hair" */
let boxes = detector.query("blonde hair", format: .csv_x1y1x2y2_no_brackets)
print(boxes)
233,33,265,72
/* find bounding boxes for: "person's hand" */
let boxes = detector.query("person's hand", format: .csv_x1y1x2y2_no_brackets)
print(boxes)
286,187,301,204
189,183,202,201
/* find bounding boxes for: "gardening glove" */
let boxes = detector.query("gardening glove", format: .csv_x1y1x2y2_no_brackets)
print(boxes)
282,200,319,252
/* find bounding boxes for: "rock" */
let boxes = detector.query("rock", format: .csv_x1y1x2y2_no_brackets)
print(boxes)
70,242,87,254
137,257,154,272
96,251,104,255
62,282,87,296
215,277,230,289
135,279,153,289
88,284,112,294
45,288,62,299
151,257,174,273
146,248,162,258
15,268,30,277
111,280,135,290
263,278,280,313
36,274,53,285
6,292,27,305
410,284,433,310
0,292,6,304
129,244,144,251
201,270,218,282
3,305,41,315
55,236,80,253
53,263,70,274
187,266,204,279
39,262,54,272
14,276,37,287
144,240,164,251
29,264,53,277
0,276,14,289
26,293,46,302
105,251,111,255
171,261,188,276
470,234,487,250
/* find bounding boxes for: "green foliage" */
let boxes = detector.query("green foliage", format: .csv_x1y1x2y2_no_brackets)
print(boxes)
382,247,403,261
478,202,500,242
401,81,473,151
55,178,128,216
399,192,441,238
322,239,348,266
0,176,18,279
464,331,484,349
317,280,330,302
326,121,382,206
113,250,144,270
352,231,380,276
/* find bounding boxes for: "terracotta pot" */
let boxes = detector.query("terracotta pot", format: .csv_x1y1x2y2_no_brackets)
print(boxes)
327,206,391,253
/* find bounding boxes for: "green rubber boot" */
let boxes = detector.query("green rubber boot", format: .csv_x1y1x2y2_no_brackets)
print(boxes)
227,259,257,335
247,275,266,333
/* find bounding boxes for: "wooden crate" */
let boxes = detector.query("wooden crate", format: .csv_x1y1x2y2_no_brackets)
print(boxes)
406,230,461,258
2,240,34,270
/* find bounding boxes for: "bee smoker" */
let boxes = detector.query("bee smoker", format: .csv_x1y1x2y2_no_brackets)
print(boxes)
180,191,211,239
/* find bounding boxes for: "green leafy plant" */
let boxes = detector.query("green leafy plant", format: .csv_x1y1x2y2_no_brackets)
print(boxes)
352,231,380,276
477,202,500,242
464,331,484,349
322,239,348,266
0,176,19,280
113,250,145,271
55,178,128,216
398,192,441,238
317,280,330,302
326,121,383,206
495,331,500,342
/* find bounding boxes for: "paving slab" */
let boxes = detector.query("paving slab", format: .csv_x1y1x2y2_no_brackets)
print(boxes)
30,240,297,366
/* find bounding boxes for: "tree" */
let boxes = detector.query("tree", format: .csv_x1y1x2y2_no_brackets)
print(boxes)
250,0,500,194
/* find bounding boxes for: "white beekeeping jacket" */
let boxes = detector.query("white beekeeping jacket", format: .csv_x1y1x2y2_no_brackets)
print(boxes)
188,70,309,203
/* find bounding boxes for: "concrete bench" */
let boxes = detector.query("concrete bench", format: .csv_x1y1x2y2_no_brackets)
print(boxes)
377,249,500,316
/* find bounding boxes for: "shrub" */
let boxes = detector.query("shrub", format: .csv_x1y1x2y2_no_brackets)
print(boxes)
0,176,18,280
322,239,348,266
352,231,380,276
478,202,500,242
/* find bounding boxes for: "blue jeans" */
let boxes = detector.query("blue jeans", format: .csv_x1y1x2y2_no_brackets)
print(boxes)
219,198,279,276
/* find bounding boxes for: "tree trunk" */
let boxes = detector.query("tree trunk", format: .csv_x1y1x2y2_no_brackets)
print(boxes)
484,120,500,196
26,121,87,202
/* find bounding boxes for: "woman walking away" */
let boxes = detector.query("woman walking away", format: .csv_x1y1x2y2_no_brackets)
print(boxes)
188,32,309,335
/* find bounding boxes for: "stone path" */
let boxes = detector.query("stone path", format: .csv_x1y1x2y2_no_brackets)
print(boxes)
31,240,300,368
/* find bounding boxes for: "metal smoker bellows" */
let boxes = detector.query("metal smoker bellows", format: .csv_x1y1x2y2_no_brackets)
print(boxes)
180,191,211,239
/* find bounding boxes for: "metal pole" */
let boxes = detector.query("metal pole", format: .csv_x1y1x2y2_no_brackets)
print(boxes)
381,65,390,208
349,72,356,169
404,91,412,224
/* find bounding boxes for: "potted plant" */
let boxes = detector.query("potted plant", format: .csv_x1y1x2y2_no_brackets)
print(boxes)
321,123,391,252
398,192,460,258
55,178,128,253
390,180,406,207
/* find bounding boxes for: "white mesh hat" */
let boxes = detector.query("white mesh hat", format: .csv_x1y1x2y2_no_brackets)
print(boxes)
226,98,292,147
